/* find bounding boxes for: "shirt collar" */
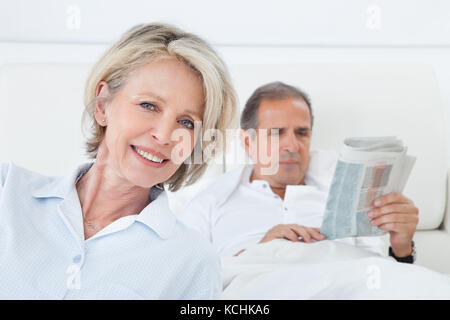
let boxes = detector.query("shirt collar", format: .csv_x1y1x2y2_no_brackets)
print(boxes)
136,191,176,239
32,162,93,199
239,150,336,192
32,162,176,239
241,165,273,191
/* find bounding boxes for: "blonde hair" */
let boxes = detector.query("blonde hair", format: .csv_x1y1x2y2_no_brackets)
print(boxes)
82,23,238,191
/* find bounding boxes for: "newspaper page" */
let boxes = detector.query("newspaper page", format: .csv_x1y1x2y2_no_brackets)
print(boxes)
320,137,416,240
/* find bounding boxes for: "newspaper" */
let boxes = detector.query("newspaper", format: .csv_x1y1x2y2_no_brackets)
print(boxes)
320,136,416,240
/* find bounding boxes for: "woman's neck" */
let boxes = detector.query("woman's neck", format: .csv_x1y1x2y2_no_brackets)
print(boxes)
76,162,151,239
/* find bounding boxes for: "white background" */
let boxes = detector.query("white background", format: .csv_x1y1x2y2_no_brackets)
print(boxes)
1,0,450,158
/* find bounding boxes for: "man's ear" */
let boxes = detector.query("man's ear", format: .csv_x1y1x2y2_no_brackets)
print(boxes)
239,129,249,154
94,81,111,126
240,129,257,160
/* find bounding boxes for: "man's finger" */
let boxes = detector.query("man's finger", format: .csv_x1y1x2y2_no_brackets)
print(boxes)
377,222,415,233
290,225,324,242
307,228,326,241
282,229,300,242
373,192,412,207
370,213,419,227
291,227,312,243
368,203,418,219
301,227,325,241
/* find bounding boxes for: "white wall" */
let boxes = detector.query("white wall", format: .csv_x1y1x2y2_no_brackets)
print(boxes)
1,0,450,159
1,0,450,46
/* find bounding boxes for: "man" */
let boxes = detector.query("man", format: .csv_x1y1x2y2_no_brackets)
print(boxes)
178,81,418,262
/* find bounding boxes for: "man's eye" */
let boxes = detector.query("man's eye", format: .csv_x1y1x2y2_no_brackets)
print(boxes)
140,102,157,111
270,129,280,135
179,119,194,130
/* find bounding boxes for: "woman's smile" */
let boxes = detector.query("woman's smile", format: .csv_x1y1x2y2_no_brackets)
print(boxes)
131,145,170,168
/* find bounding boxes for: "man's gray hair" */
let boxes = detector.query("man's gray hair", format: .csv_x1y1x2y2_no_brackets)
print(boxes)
240,81,313,131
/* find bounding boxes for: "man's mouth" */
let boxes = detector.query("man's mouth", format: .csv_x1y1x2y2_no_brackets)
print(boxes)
279,159,299,165
131,145,169,164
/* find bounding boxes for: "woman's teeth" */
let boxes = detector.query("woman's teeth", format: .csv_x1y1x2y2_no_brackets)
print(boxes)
133,146,165,163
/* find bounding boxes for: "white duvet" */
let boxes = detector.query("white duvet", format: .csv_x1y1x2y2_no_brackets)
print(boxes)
221,239,450,299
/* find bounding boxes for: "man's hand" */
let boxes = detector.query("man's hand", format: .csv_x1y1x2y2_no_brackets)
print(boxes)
368,193,419,257
259,224,326,244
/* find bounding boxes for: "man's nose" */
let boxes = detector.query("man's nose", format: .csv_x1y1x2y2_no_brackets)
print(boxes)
281,131,300,153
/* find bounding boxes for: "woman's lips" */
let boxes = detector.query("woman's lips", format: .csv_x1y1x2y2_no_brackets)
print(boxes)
132,145,168,160
130,145,169,168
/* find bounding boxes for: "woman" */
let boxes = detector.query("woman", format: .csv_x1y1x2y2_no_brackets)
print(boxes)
0,23,237,299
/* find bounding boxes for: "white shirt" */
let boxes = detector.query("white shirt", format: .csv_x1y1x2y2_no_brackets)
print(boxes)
0,162,221,299
178,150,389,257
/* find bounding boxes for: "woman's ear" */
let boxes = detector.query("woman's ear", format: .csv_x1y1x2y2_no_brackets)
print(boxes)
94,81,111,126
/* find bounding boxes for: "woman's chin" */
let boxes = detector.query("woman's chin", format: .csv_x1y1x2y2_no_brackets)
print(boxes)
126,166,175,189
127,173,160,189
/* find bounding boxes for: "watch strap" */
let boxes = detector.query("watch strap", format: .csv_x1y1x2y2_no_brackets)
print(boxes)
389,241,415,264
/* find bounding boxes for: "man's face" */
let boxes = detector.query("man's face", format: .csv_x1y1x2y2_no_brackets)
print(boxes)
248,98,312,187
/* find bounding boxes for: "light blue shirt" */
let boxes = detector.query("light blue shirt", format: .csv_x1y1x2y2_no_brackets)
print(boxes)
0,162,221,299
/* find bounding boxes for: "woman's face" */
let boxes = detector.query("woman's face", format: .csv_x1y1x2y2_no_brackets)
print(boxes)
96,57,204,188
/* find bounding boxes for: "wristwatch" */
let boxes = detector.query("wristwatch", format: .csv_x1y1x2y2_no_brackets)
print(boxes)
389,241,416,264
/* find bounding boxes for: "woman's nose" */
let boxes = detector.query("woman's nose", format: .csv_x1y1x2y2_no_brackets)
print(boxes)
151,119,174,145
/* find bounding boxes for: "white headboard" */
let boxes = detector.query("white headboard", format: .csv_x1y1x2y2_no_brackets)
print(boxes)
226,63,447,231
0,62,446,230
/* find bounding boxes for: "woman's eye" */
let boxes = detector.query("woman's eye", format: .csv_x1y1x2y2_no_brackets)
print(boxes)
179,119,194,130
140,102,157,111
